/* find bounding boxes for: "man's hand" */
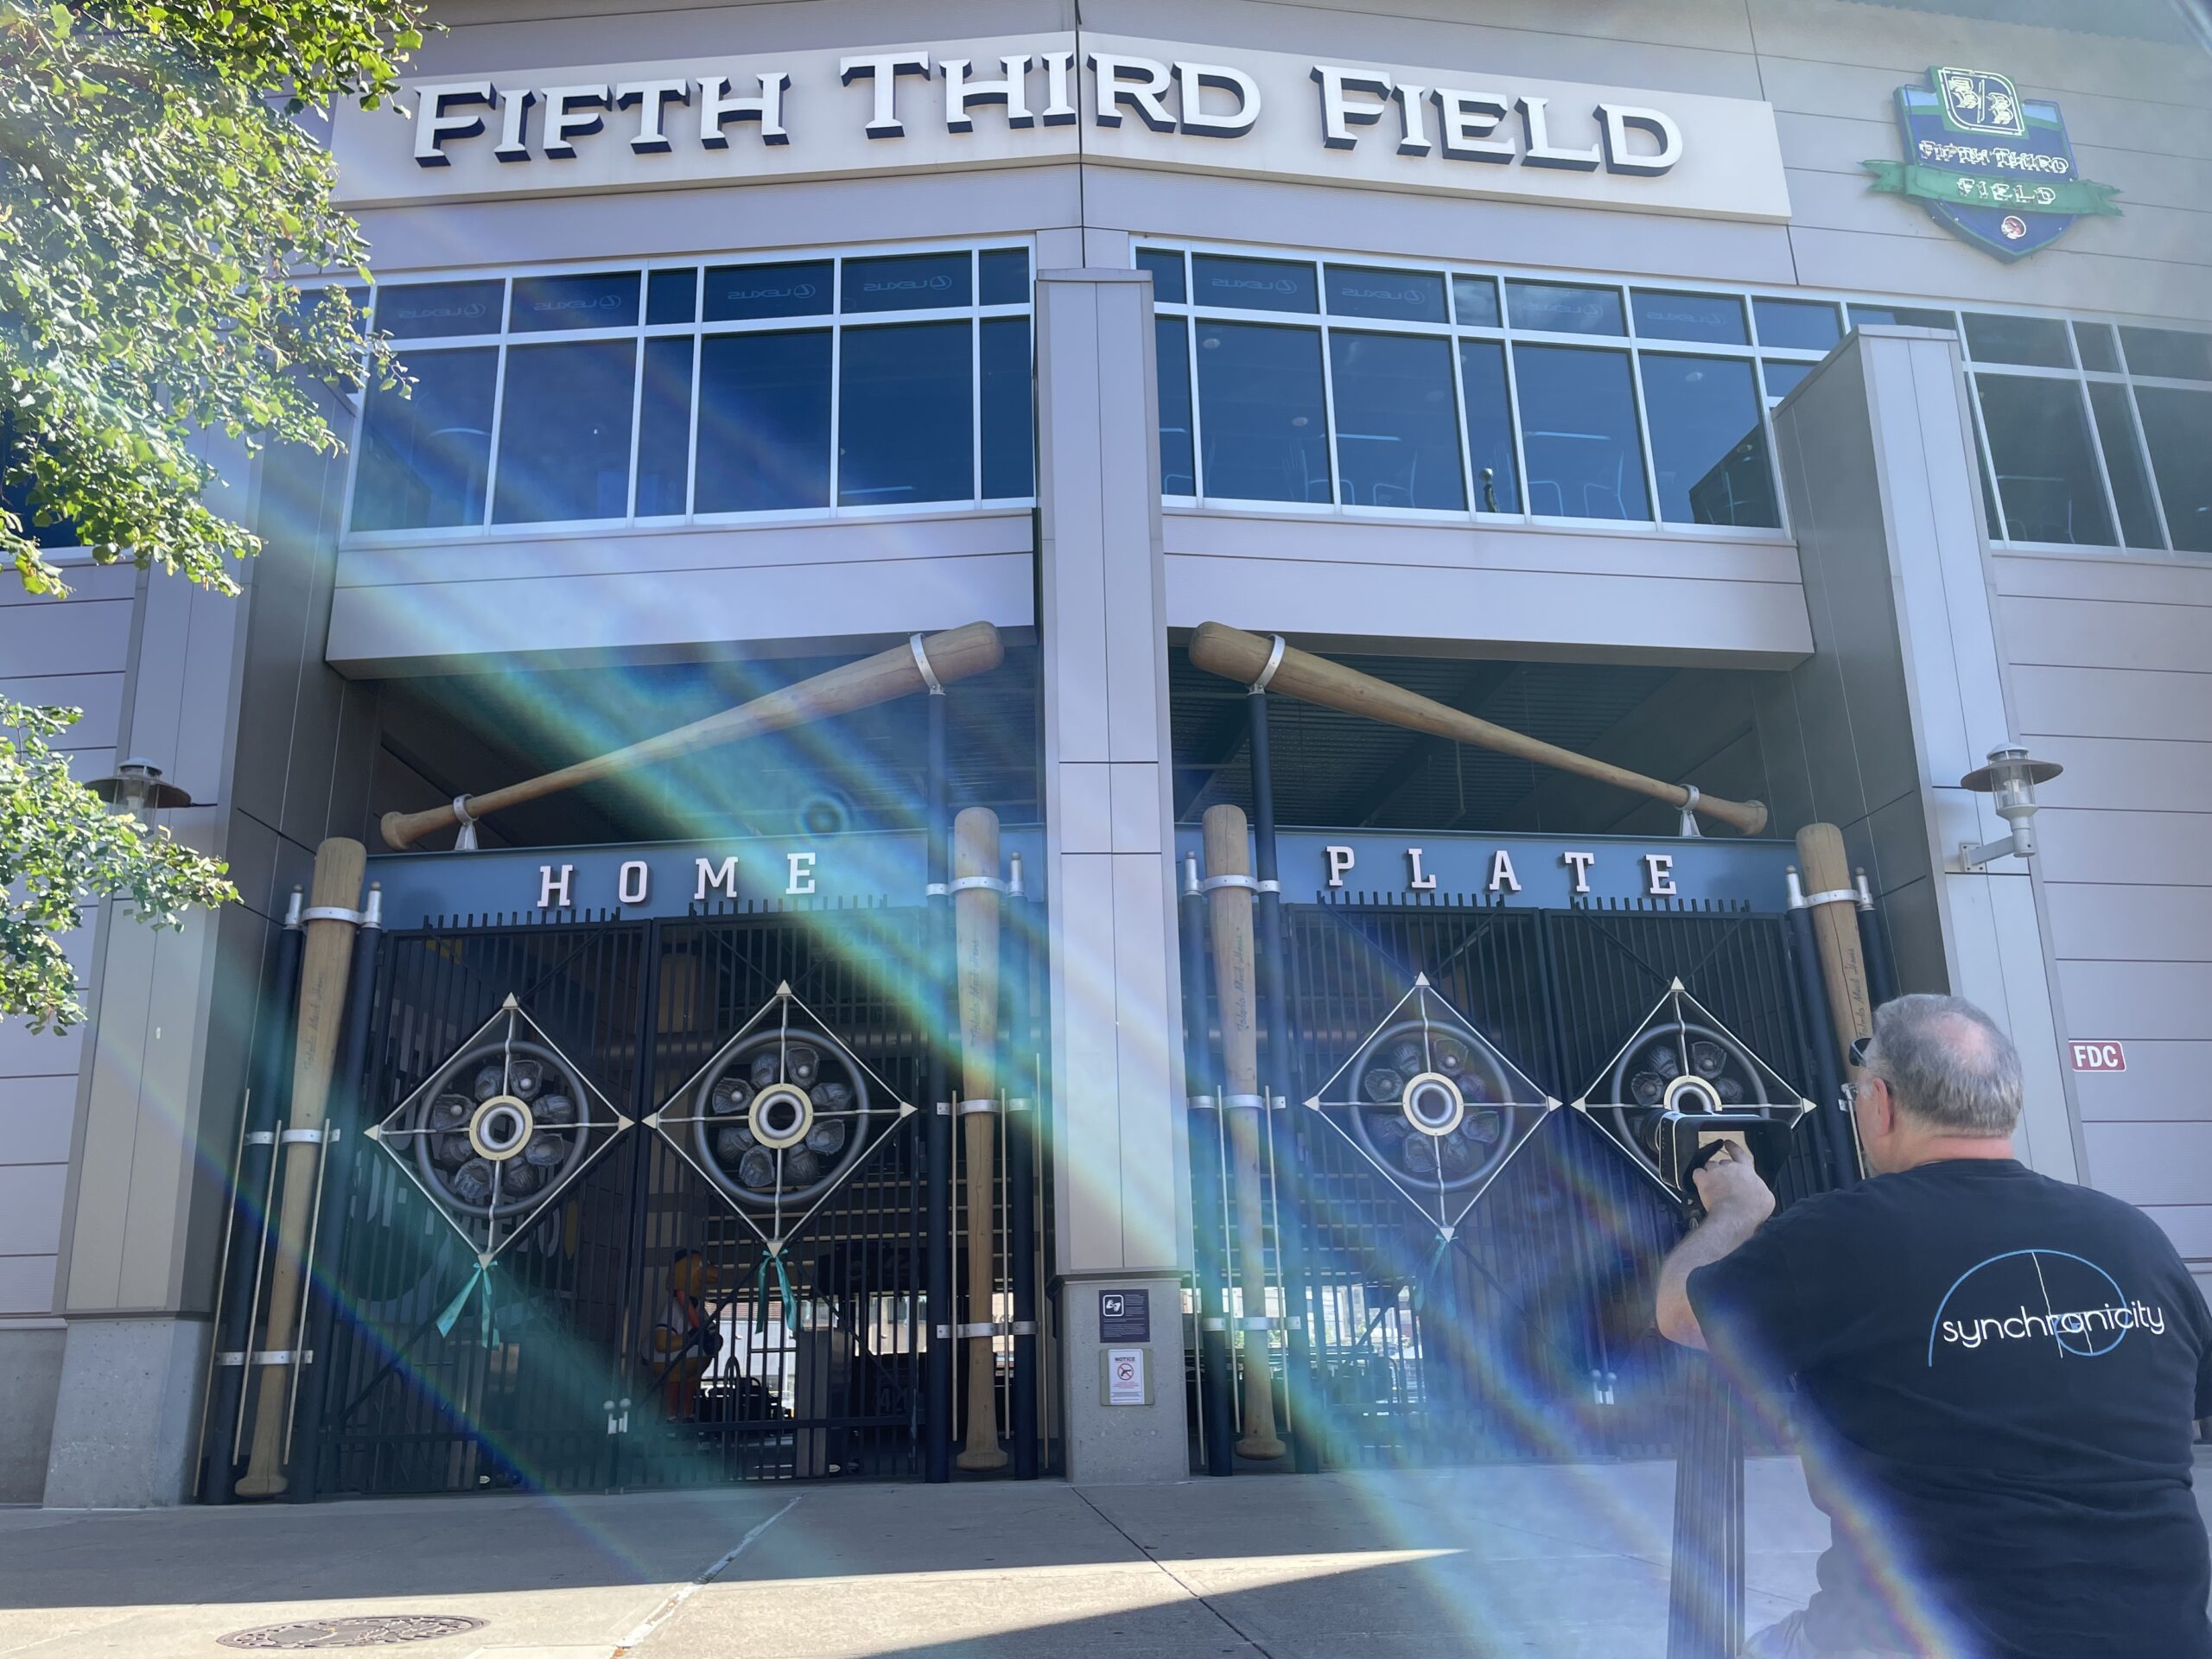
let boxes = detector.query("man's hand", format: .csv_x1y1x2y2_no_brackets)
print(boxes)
1692,1145,1777,1225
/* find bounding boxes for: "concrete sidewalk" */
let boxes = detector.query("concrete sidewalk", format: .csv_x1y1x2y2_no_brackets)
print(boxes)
0,1460,1831,1658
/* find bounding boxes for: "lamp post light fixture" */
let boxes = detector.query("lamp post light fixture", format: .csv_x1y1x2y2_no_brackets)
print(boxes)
1957,743,2062,870
87,757,195,825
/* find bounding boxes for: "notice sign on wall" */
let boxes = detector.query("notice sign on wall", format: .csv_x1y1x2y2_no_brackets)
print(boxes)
2069,1040,2126,1072
1103,1347,1149,1406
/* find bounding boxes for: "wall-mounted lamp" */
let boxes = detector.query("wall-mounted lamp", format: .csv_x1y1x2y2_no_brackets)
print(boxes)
1958,743,2062,870
87,757,194,825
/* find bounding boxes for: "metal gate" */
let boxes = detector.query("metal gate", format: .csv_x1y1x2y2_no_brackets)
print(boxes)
1194,893,1834,1471
314,901,939,1497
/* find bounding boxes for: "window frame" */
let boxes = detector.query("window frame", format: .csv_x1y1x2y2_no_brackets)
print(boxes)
337,238,1037,545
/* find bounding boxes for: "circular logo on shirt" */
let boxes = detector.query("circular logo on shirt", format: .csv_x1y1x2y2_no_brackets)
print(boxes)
1928,1249,2163,1364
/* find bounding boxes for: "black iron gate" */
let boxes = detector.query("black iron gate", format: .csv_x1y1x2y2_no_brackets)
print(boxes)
1194,893,1835,1471
315,902,938,1497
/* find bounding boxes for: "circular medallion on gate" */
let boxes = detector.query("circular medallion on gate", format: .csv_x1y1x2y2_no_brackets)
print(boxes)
1400,1071,1465,1138
467,1095,534,1161
411,1038,591,1218
694,1027,873,1212
747,1082,814,1150
1661,1071,1726,1115
1346,1019,1524,1192
1600,1017,1783,1179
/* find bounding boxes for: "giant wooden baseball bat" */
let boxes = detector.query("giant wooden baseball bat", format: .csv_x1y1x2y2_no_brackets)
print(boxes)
1796,823,1876,1071
237,838,365,1497
1189,623,1769,836
1204,804,1287,1459
953,807,1008,1472
379,621,1005,849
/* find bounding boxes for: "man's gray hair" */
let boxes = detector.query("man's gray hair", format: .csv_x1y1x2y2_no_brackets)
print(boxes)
1866,994,2022,1136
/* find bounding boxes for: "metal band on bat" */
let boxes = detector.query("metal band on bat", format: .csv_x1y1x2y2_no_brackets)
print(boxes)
950,874,1008,895
957,1097,999,1116
910,632,944,695
1249,634,1286,694
1201,874,1260,893
1802,888,1859,908
1221,1092,1268,1111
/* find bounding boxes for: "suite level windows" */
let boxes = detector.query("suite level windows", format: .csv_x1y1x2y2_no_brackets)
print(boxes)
344,247,1033,537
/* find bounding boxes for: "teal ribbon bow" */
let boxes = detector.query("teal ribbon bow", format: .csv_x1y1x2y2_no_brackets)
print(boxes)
436,1259,500,1347
754,1249,799,1336
1408,1232,1454,1316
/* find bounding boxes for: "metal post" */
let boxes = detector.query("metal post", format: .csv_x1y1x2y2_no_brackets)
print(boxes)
1666,1354,1745,1659
287,886,385,1503
1180,855,1236,1476
200,891,305,1504
1005,854,1041,1480
1854,869,1898,1012
1785,873,1857,1189
924,688,954,1483
1245,686,1319,1471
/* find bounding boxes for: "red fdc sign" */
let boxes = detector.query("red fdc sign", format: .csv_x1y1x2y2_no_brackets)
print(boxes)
2069,1040,2126,1072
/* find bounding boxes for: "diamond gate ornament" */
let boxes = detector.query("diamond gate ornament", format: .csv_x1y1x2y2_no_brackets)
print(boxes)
1571,977,1809,1195
1305,974,1559,1243
366,994,632,1342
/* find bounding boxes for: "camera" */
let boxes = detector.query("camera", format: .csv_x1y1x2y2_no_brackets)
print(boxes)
1643,1108,1800,1218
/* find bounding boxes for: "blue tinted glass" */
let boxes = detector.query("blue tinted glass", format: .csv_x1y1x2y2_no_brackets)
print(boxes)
1964,313,2071,368
1329,332,1464,511
1459,340,1518,512
1763,360,1814,399
703,261,831,322
981,318,1033,499
696,330,830,512
1195,321,1328,501
1978,374,2114,546
1325,265,1447,324
1850,303,1955,333
1156,318,1194,493
1190,255,1318,315
2120,326,2212,383
979,249,1029,307
842,252,971,313
1640,354,1778,527
1753,297,1841,351
510,270,639,332
1137,248,1185,304
2136,388,2212,552
646,268,697,325
2087,383,2163,550
633,336,693,517
377,280,502,340
2073,322,2121,372
1512,344,1648,519
0,411,79,547
1452,275,1501,327
351,347,496,529
1632,289,1746,346
493,339,637,524
1505,282,1624,337
839,321,972,505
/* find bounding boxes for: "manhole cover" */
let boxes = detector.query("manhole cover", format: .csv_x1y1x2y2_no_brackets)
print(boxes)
216,1614,487,1650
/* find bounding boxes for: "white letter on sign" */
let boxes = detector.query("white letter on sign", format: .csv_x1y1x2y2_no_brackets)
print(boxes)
699,72,791,146
618,860,650,906
839,53,931,138
1487,850,1522,894
537,864,575,909
1311,65,1394,149
1325,845,1356,888
786,852,817,895
696,855,738,900
1643,854,1677,896
1561,850,1595,894
1406,848,1437,891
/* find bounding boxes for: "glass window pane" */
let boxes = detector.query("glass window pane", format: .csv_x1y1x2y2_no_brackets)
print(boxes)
2086,383,2163,550
646,269,697,326
493,340,638,524
510,270,639,332
351,347,496,530
1459,340,1518,513
696,329,831,512
1156,318,1195,494
1327,332,1464,511
1137,248,1186,304
1632,290,1747,346
1851,304,1956,333
979,249,1029,307
1190,254,1318,315
1195,321,1329,501
1641,354,1777,527
704,260,831,322
842,251,972,314
1763,360,1814,400
376,280,502,340
2073,321,2122,373
838,321,973,505
1512,344,1648,519
1962,313,2071,368
1753,297,1841,352
1505,282,1625,337
1325,265,1447,324
1,411,79,547
634,336,693,518
1976,374,2116,546
981,317,1032,499
2136,387,2212,553
2120,326,2212,383
1452,275,1501,328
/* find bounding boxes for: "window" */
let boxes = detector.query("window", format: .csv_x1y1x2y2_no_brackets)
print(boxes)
1328,332,1464,510
1633,290,1746,346
1514,345,1648,520
1156,318,1196,494
1196,321,1330,502
2085,384,2162,550
1963,313,2071,369
1977,375,2114,546
1327,265,1448,324
1641,355,1777,527
1459,341,1519,513
2120,327,2212,383
1506,282,1625,337
2135,389,2212,553
346,246,1034,534
1753,298,1841,353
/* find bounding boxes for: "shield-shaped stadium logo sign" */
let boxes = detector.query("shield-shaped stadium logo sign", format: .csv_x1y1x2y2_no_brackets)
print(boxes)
1864,67,2120,261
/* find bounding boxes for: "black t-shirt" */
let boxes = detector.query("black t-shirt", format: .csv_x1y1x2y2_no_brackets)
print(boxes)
1688,1158,2212,1659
